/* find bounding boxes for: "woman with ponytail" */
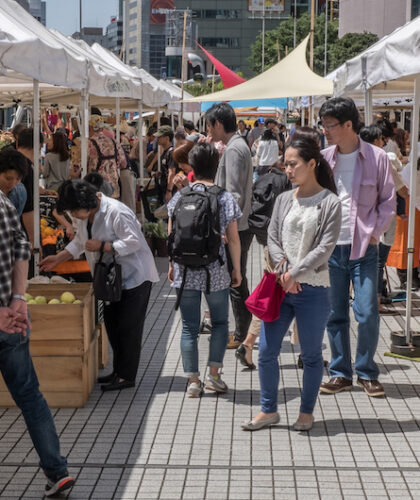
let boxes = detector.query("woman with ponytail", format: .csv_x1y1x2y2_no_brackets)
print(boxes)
242,136,341,432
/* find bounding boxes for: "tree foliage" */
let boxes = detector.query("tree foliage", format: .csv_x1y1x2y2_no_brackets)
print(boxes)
184,79,225,97
250,13,378,76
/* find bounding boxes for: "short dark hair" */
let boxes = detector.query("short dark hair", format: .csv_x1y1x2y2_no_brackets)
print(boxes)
91,106,102,116
264,118,278,127
319,97,360,132
359,125,383,144
56,180,99,212
17,128,44,150
183,120,195,132
188,142,219,181
205,103,237,133
0,149,28,178
238,120,246,125
261,128,276,141
12,124,27,140
375,118,394,139
172,140,194,165
147,126,157,137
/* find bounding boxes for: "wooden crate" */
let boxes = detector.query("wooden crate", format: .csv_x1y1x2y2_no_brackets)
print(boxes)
0,334,98,408
0,283,98,408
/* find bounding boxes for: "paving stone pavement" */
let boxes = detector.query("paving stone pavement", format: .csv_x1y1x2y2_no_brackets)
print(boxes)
1,242,420,499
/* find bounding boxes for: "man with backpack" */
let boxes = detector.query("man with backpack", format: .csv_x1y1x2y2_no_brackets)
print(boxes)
88,112,127,199
167,142,242,397
205,103,254,349
235,161,292,368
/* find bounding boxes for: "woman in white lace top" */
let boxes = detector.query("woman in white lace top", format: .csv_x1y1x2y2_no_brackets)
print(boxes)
242,136,342,432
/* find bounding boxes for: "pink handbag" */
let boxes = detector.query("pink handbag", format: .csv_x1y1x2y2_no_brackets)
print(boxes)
245,271,285,322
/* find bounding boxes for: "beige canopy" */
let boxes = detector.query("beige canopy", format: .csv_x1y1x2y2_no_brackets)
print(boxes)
186,36,333,103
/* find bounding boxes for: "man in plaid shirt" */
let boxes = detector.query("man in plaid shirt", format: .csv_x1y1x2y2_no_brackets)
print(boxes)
0,187,75,497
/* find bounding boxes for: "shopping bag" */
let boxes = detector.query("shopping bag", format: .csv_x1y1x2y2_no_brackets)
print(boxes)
245,271,285,322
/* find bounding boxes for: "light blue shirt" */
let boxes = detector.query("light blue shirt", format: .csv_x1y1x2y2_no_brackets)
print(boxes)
66,195,159,290
8,183,27,217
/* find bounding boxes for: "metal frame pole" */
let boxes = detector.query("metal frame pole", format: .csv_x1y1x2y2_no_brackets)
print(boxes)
405,73,420,342
33,79,40,275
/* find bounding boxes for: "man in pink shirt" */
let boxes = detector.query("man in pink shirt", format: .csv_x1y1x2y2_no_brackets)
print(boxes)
319,98,395,397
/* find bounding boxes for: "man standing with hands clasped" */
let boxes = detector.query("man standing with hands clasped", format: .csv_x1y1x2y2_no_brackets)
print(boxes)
319,98,395,398
0,190,74,496
205,103,254,349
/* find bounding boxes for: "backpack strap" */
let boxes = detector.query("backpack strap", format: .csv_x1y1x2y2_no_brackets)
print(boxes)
174,266,188,310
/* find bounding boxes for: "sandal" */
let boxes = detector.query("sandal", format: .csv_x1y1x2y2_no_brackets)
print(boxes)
378,306,399,315
235,344,256,370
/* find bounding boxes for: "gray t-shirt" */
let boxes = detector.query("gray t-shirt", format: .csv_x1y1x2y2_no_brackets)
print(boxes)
43,152,70,191
214,134,253,232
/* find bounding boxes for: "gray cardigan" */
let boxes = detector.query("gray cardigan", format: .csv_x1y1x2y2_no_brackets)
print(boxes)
215,134,253,232
267,188,342,281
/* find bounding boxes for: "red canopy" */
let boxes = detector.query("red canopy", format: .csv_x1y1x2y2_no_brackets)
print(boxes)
196,43,245,89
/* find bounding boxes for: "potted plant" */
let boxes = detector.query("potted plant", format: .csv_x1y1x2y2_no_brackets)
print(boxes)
143,222,156,255
152,220,168,257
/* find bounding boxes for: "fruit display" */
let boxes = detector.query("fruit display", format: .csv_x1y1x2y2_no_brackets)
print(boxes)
26,291,82,305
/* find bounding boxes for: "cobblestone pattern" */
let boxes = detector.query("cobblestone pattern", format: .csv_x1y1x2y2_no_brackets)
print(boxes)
0,243,419,499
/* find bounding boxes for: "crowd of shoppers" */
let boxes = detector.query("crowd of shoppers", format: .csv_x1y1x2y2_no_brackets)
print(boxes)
2,94,417,497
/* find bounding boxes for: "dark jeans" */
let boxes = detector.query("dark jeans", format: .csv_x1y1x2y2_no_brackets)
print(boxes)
103,280,152,381
377,242,391,296
0,328,67,480
327,244,379,380
226,228,254,342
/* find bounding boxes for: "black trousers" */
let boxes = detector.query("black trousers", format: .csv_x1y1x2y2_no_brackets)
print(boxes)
226,228,254,342
103,280,152,381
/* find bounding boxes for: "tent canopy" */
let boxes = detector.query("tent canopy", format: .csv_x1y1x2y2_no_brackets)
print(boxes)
0,0,87,88
332,16,420,96
186,36,333,103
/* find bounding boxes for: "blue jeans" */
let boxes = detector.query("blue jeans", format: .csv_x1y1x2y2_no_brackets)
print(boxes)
0,329,67,480
327,244,380,380
259,285,331,414
178,288,229,377
377,242,391,295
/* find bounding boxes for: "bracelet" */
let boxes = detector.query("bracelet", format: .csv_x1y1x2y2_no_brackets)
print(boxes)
12,294,27,302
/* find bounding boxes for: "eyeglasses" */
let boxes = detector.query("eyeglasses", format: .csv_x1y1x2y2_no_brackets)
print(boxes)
321,121,342,131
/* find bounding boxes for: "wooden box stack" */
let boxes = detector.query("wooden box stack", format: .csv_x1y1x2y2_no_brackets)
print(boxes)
0,283,99,408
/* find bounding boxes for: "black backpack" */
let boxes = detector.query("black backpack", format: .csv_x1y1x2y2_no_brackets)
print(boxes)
168,184,225,309
248,169,292,246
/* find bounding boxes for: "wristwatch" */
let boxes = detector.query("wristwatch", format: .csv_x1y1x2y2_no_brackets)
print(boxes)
12,294,27,302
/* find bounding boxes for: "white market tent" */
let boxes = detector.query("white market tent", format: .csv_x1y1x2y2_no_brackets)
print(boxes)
186,36,333,104
329,16,420,341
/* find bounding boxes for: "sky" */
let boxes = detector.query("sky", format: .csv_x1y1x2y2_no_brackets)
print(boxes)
45,0,119,35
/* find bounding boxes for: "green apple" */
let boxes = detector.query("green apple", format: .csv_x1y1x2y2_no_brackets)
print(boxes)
48,298,61,305
24,292,33,301
34,296,47,304
27,299,37,305
73,299,82,304
60,292,76,304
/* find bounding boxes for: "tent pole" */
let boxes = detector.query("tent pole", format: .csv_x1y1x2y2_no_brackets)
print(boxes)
157,107,161,172
80,90,89,177
33,79,40,276
138,100,145,224
364,89,373,125
116,97,121,143
171,113,175,130
404,73,420,343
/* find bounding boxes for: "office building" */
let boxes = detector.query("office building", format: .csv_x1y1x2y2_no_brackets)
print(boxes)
72,27,104,46
103,17,124,57
16,0,46,25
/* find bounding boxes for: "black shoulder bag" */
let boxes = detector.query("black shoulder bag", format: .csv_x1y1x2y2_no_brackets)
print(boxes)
92,242,122,302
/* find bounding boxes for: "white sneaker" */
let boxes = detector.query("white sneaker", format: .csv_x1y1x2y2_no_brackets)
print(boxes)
205,374,228,393
187,380,203,398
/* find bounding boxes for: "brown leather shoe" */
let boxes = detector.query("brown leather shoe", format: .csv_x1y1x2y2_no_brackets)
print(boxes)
357,378,385,397
320,377,353,394
226,334,241,349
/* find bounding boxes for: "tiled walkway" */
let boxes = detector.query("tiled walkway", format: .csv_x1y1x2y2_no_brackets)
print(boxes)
1,242,420,499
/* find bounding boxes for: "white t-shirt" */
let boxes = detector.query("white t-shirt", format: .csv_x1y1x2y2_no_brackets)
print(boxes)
334,149,358,245
257,139,279,166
